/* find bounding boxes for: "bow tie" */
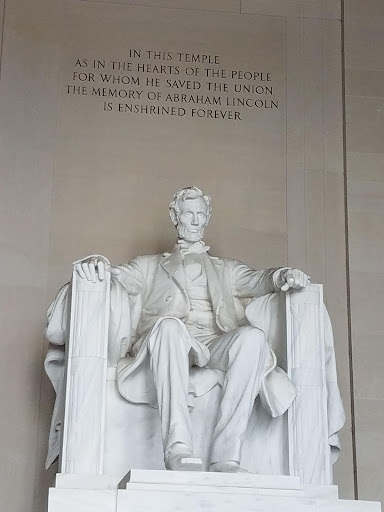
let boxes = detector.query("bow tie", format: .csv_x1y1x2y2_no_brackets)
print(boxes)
177,240,210,258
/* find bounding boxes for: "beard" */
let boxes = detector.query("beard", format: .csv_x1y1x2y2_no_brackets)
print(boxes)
177,224,205,243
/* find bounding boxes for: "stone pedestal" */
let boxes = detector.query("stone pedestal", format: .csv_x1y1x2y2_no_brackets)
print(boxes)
48,470,381,512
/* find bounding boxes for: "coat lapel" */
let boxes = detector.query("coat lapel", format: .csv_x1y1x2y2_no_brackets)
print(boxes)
203,254,226,331
204,254,239,332
203,255,224,320
159,248,188,296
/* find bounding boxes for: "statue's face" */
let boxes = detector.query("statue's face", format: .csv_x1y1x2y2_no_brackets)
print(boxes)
176,197,209,242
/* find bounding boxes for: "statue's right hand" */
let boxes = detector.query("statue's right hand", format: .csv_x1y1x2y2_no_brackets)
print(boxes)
73,254,120,282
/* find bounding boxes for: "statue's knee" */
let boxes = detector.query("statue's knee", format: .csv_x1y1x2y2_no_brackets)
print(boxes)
148,317,188,352
157,317,185,334
238,325,264,340
236,326,266,354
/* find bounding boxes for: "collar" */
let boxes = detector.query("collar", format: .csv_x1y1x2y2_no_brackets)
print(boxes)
176,239,210,258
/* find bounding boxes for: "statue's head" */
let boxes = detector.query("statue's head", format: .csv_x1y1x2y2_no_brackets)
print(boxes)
169,186,212,243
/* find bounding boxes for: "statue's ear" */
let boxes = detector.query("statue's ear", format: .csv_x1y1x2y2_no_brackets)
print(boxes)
169,209,178,226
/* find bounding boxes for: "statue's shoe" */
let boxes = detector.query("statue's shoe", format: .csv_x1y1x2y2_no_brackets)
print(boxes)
166,450,203,471
209,461,249,473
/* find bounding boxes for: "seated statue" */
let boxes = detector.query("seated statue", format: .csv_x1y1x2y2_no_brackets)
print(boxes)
45,186,345,477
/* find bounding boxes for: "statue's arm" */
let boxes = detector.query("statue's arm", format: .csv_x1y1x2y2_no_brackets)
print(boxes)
231,262,282,298
113,256,147,296
73,253,146,296
231,261,310,298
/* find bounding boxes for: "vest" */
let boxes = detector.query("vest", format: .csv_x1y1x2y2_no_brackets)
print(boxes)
184,257,221,343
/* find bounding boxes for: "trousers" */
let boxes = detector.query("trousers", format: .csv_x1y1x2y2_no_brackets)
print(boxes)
146,317,268,465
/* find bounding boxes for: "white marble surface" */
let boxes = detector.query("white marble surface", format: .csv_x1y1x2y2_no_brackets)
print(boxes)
117,490,381,512
48,489,116,512
125,482,304,497
55,473,128,490
127,468,302,489
120,471,380,510
304,485,339,499
48,471,381,512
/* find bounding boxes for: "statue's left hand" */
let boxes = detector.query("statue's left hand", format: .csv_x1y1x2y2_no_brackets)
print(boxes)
277,268,310,291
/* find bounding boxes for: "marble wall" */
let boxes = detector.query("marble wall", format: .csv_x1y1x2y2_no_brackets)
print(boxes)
344,0,384,504
0,0,364,511
0,1,61,511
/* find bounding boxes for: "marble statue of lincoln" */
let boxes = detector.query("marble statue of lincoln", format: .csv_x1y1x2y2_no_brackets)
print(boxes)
74,186,310,473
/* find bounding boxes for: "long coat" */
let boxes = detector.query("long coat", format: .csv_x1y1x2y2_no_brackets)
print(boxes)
115,248,297,415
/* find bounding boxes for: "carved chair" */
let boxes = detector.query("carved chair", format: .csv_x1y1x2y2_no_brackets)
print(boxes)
55,268,333,486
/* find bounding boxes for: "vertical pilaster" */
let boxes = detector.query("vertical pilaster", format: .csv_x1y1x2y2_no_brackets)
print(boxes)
61,271,110,474
287,284,332,484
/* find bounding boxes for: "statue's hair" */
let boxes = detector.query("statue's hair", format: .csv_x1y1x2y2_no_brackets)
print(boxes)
169,186,212,226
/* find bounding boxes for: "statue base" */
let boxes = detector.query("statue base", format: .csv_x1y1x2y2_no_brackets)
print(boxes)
48,470,381,512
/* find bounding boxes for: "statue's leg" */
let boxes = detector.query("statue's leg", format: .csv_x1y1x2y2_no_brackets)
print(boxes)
206,326,268,468
147,317,198,469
